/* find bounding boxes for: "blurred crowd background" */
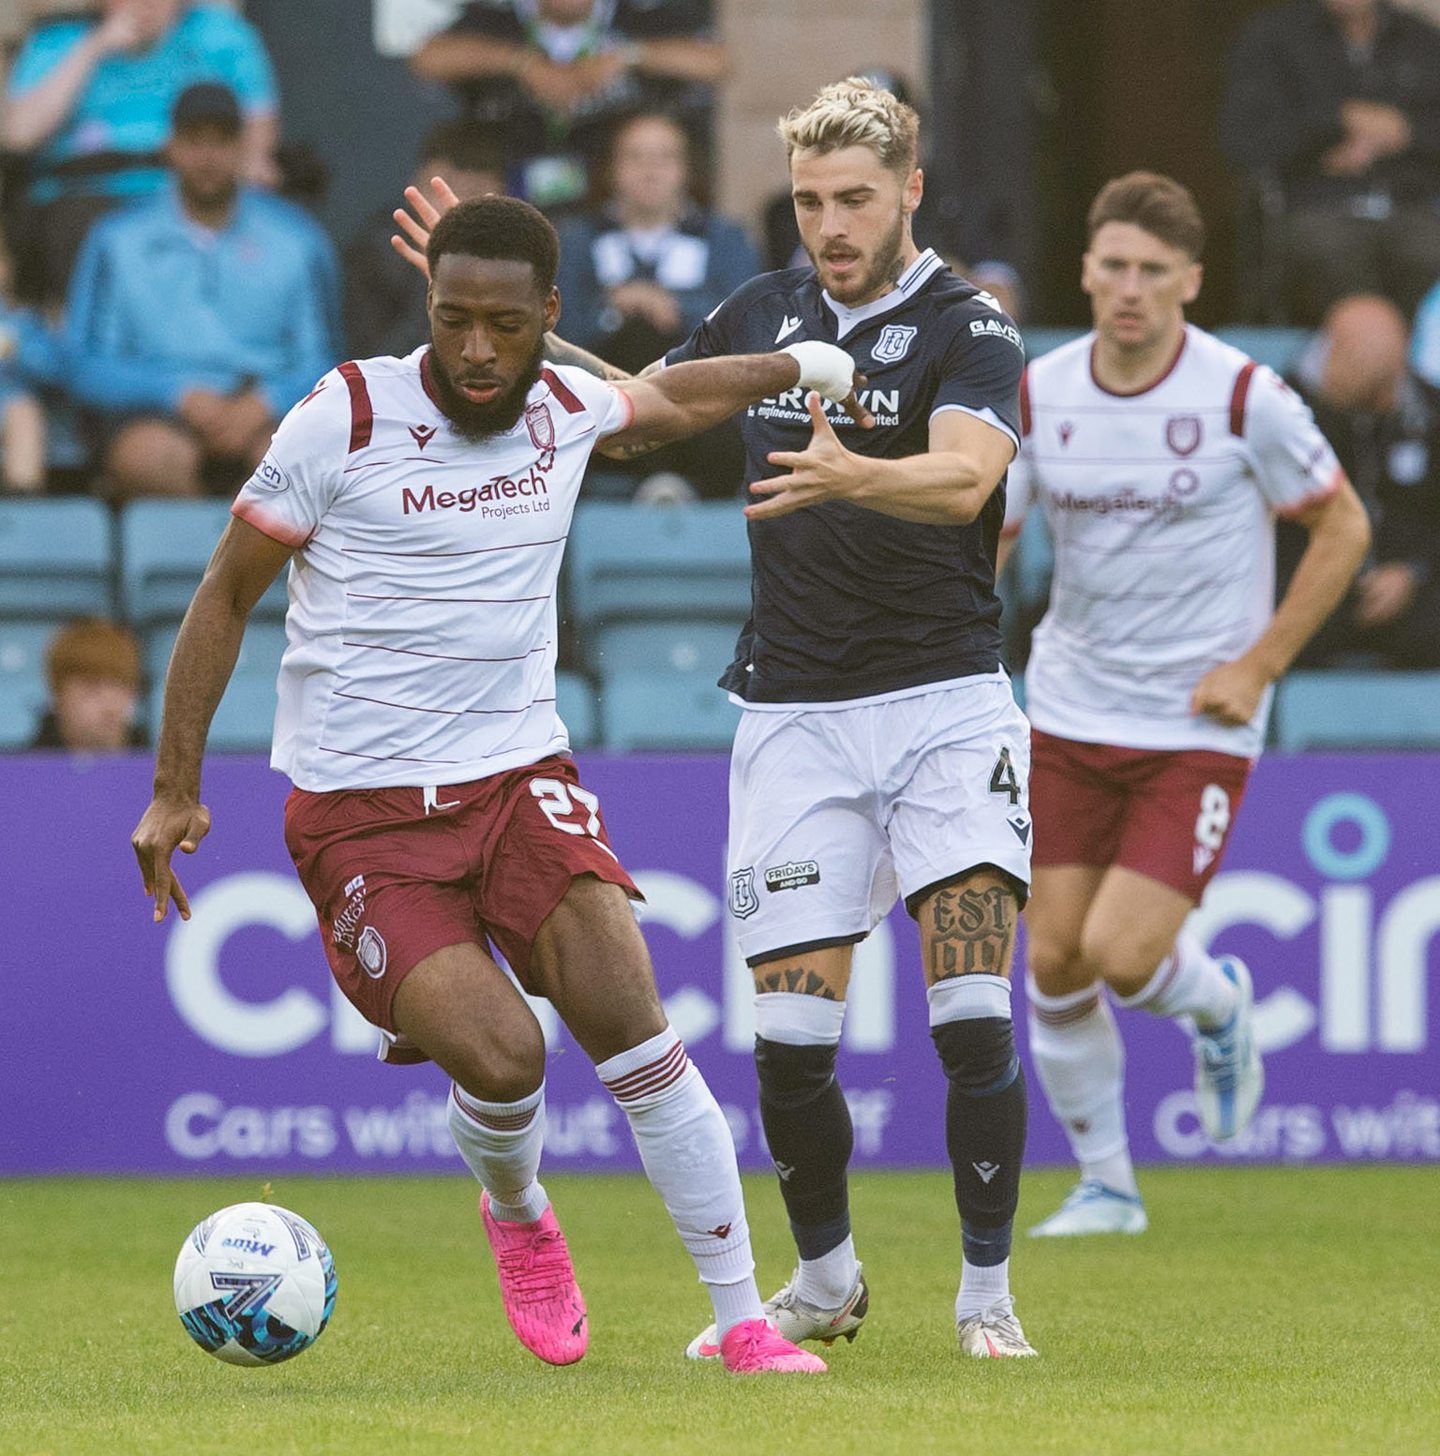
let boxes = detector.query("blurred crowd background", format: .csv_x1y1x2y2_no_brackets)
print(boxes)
1,0,1438,754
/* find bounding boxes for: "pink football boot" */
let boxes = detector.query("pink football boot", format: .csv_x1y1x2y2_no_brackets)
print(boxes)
480,1192,588,1365
720,1318,828,1373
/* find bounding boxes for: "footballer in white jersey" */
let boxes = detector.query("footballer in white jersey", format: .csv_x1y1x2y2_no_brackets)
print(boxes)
133,194,869,1377
1002,174,1368,1240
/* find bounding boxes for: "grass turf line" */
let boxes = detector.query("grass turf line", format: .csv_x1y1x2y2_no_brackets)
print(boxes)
1,1167,1436,1456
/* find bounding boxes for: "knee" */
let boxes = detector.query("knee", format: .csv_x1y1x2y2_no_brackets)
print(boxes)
106,421,202,501
1026,931,1089,995
450,1023,546,1104
931,1016,1019,1096
1076,928,1163,995
755,1037,838,1110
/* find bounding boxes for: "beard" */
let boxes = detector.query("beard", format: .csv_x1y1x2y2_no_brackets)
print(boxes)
809,209,907,305
425,339,544,443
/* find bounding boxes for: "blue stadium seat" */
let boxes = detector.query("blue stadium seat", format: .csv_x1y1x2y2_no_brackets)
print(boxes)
556,669,599,749
1214,326,1311,375
145,619,287,751
0,619,58,746
591,618,740,678
600,669,741,751
1273,671,1440,751
119,500,288,627
566,503,751,627
0,497,113,618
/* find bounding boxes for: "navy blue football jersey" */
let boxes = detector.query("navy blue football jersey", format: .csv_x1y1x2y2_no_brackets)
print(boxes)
665,247,1023,703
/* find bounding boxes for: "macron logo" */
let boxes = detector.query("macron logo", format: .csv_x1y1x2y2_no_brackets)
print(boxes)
775,315,803,343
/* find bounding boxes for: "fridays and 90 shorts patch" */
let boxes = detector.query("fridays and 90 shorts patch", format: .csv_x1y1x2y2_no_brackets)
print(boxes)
725,677,1033,965
284,757,639,1033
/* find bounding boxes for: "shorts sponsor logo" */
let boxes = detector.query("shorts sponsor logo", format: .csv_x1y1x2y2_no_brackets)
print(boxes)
729,867,759,919
872,323,917,363
251,454,291,494
763,860,821,892
357,925,388,979
333,876,367,950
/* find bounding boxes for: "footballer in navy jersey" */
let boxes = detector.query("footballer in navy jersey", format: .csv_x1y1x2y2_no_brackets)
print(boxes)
390,77,1039,1363
666,252,1023,702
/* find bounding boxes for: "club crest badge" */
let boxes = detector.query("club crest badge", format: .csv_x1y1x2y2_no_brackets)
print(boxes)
871,323,917,364
357,925,388,979
729,867,759,919
524,401,557,472
1165,414,1202,456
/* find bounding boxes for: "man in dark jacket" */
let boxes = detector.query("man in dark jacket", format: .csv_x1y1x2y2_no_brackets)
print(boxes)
1220,0,1440,322
1286,292,1440,666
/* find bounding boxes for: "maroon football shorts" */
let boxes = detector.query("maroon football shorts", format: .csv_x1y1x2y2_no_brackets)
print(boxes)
284,756,639,1033
1029,729,1254,902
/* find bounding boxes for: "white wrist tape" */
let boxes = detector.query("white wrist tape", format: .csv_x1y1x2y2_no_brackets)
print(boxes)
780,340,856,401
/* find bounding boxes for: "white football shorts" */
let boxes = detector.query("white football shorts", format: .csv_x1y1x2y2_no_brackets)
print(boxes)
725,675,1033,964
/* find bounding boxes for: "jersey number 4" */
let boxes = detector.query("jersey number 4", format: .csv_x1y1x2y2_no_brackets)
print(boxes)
988,747,1022,807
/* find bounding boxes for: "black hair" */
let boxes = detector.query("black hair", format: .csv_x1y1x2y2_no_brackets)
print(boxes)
417,120,504,178
426,195,560,294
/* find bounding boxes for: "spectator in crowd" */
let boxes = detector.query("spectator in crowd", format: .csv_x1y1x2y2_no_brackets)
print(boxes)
345,120,505,360
1,0,279,305
1286,293,1440,666
0,222,67,493
29,616,146,751
1220,0,1440,324
410,0,727,213
64,83,340,504
554,108,757,496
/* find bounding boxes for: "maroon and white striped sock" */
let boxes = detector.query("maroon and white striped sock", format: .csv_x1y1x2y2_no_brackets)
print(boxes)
597,1026,761,1328
447,1082,548,1223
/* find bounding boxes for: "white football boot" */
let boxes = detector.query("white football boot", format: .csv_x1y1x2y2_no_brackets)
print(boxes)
1193,956,1264,1141
685,1266,868,1360
1028,1180,1148,1237
956,1296,1038,1358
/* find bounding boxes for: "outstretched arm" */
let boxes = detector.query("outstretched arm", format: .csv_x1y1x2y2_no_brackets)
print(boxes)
748,399,1014,524
130,518,293,921
602,343,872,456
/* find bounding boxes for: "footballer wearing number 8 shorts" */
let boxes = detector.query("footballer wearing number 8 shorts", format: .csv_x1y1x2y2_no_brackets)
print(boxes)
1000,173,1369,1238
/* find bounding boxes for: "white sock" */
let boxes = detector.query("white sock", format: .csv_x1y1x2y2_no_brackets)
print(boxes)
794,1234,858,1308
957,1256,1010,1320
1027,979,1138,1197
597,1025,763,1338
446,1082,549,1223
1115,932,1238,1031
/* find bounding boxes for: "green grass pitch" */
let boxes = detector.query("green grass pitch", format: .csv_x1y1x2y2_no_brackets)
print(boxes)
3,1167,1436,1456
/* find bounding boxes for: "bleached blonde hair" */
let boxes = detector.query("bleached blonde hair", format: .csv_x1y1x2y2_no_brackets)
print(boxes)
777,77,920,176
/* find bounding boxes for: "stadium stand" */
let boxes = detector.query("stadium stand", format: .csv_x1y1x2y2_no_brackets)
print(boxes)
600,668,742,751
119,500,286,627
0,496,113,617
0,618,57,747
1273,670,1440,751
556,669,600,751
144,617,287,753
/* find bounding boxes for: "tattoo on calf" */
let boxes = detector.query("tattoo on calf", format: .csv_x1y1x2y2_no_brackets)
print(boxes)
927,884,1015,979
754,965,838,998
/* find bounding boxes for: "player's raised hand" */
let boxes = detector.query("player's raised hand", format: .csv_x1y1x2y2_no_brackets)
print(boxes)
390,175,463,279
1191,657,1268,727
132,795,212,922
748,392,863,520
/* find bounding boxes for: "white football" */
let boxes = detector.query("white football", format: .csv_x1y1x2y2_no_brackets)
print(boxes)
173,1201,337,1365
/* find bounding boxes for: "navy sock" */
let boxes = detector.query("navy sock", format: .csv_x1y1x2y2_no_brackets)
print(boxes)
755,1037,853,1258
932,1017,1028,1265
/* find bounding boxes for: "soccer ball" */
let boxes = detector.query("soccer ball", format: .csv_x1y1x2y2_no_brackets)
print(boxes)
173,1201,337,1365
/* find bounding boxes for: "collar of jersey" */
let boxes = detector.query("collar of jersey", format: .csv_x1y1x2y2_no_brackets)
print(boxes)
822,248,944,340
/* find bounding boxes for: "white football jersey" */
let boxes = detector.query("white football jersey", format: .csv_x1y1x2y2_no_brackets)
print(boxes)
231,348,631,790
1005,325,1341,756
